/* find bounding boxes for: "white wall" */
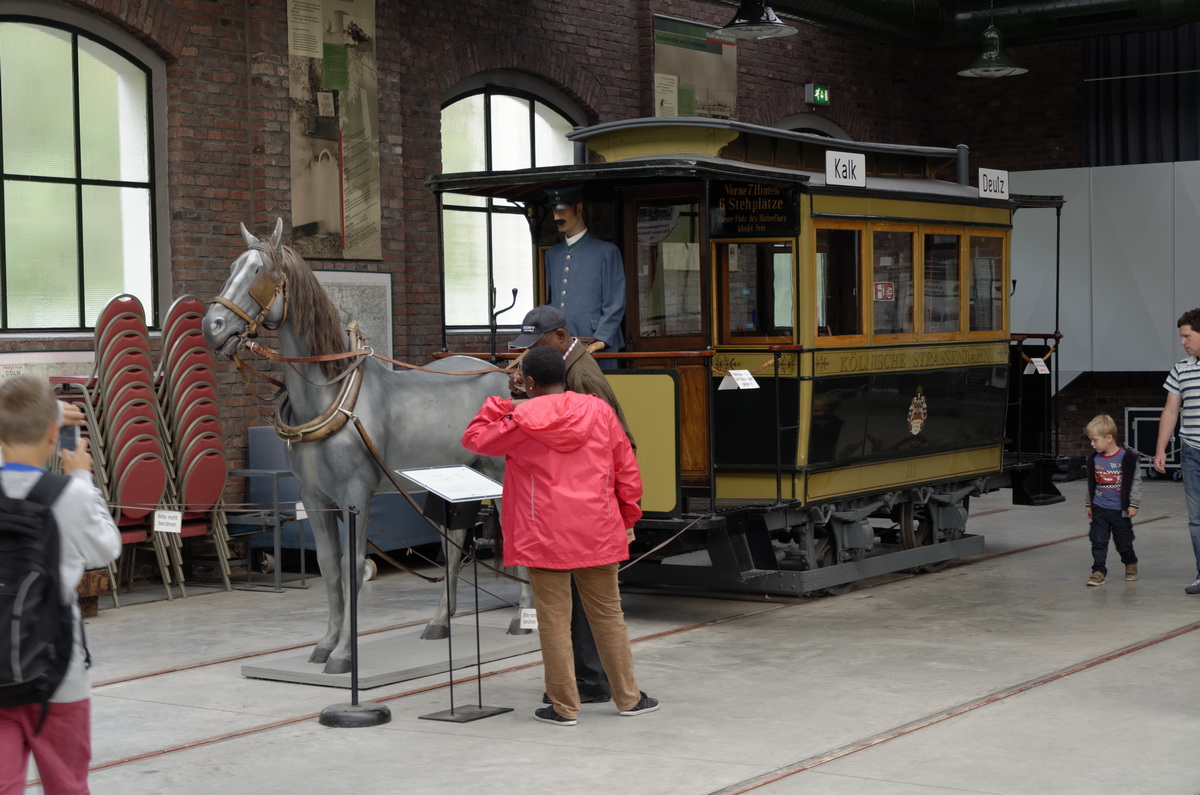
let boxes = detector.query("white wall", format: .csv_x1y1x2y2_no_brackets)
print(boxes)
1011,163,1200,389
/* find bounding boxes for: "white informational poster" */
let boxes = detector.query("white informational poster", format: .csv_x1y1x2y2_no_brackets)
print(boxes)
398,466,504,503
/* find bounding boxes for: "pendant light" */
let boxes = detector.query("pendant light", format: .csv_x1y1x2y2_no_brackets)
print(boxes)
958,1,1027,78
715,1,797,40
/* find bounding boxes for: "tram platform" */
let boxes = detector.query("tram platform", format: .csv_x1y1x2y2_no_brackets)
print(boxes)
26,477,1200,793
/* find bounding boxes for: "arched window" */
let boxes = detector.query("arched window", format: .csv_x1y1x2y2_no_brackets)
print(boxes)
0,8,163,331
441,79,582,328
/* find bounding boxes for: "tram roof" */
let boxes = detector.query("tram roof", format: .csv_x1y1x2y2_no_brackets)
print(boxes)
429,117,1063,210
429,155,1018,210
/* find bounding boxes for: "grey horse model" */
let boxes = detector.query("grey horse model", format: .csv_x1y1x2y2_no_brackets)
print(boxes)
202,218,531,675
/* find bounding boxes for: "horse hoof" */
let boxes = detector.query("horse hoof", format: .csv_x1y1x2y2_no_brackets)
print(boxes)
309,647,332,664
420,623,449,640
323,658,351,675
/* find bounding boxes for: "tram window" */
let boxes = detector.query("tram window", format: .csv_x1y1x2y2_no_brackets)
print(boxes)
923,233,961,334
718,242,793,341
815,229,861,337
635,202,702,337
969,235,1004,332
872,231,915,336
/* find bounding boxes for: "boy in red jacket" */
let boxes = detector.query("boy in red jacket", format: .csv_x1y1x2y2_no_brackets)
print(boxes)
461,346,658,726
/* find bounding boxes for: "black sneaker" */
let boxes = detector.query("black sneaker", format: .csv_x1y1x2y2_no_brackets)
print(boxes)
533,706,576,726
542,691,611,705
1186,578,1200,594
618,692,660,716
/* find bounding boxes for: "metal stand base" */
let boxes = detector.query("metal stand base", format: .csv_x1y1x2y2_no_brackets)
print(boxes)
319,702,392,728
419,704,513,723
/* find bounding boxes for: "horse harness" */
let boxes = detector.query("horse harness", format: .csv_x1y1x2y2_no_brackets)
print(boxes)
214,248,525,582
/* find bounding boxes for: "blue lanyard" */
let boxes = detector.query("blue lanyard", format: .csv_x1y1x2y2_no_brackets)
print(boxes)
0,463,44,473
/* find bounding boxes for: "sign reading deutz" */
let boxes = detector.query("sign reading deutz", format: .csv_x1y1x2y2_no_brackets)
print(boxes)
710,182,798,236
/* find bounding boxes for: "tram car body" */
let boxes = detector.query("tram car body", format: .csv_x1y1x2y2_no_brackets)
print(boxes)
430,117,1063,596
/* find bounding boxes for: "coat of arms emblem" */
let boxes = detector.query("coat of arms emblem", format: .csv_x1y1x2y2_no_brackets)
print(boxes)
907,387,928,435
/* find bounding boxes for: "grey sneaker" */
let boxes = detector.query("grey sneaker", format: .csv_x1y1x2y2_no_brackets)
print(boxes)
533,705,576,726
1087,572,1105,586
1125,564,1138,582
1185,578,1200,594
618,692,660,716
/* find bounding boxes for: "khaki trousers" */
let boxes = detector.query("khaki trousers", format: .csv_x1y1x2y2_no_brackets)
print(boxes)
527,563,641,719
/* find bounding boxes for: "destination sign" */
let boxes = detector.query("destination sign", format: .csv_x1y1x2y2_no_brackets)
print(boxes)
826,150,866,187
710,182,798,237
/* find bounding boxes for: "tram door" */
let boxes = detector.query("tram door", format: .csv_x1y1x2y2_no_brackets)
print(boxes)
621,188,710,488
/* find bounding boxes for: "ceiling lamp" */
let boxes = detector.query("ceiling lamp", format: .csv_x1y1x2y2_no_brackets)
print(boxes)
716,1,797,40
958,1,1027,78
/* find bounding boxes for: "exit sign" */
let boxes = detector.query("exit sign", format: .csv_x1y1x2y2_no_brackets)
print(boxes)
805,84,830,105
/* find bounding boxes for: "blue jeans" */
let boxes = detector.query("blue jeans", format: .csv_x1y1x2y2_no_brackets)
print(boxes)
1183,442,1200,578
1089,506,1136,575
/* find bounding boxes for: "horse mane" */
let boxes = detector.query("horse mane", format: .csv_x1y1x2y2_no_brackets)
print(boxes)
279,245,346,379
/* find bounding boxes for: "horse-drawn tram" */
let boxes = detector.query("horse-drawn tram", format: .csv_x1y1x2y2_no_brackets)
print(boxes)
429,117,1065,596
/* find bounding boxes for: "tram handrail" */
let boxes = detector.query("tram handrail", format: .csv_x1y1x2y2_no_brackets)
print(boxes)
433,349,718,361
1010,332,1063,341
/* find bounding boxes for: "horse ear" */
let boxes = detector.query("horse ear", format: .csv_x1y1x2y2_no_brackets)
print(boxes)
240,222,260,248
269,217,284,251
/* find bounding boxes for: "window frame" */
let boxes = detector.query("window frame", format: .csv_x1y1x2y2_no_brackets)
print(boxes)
713,237,795,346
967,230,1008,340
812,221,867,347
0,3,167,334
440,80,584,332
920,225,967,342
808,219,1009,346
869,223,920,345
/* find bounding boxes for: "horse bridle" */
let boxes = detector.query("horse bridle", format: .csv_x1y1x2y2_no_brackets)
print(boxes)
211,243,289,342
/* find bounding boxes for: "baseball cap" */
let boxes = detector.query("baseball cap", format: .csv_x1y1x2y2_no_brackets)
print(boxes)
510,305,567,348
546,184,583,210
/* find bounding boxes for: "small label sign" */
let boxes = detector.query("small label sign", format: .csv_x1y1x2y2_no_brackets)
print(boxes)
294,502,307,520
826,151,866,187
719,369,760,390
519,608,538,630
155,510,183,534
978,167,1009,200
874,282,895,301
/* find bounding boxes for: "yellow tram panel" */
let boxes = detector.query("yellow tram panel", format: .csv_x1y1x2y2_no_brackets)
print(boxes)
804,446,1005,503
809,195,1012,227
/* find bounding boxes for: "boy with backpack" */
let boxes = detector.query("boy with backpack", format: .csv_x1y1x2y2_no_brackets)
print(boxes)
0,377,120,794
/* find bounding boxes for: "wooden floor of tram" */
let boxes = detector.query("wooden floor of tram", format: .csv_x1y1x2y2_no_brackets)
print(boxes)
40,477,1200,794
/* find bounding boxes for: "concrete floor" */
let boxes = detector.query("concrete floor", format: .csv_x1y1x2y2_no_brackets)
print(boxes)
21,478,1200,794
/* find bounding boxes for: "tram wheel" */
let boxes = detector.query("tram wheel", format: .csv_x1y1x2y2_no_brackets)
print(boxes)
901,504,944,573
811,525,861,596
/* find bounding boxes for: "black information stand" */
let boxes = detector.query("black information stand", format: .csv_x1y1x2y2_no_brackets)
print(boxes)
402,467,512,724
319,507,392,728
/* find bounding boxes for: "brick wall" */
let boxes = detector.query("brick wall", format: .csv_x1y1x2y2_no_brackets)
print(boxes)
1057,372,1169,457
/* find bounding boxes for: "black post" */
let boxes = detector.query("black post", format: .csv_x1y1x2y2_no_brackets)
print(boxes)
420,498,513,723
319,507,391,727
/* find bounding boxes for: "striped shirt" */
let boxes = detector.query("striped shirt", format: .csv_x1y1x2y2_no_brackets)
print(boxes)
1165,356,1200,448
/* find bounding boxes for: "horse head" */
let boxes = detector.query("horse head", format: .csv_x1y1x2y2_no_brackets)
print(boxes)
203,218,289,357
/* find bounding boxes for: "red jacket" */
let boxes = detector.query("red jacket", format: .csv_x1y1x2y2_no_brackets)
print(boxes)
461,392,642,569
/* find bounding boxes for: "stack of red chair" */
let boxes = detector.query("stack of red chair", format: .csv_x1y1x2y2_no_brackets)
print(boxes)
52,294,174,603
155,295,232,590
52,293,232,604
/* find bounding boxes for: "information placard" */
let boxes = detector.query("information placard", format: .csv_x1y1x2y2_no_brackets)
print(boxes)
398,466,503,503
